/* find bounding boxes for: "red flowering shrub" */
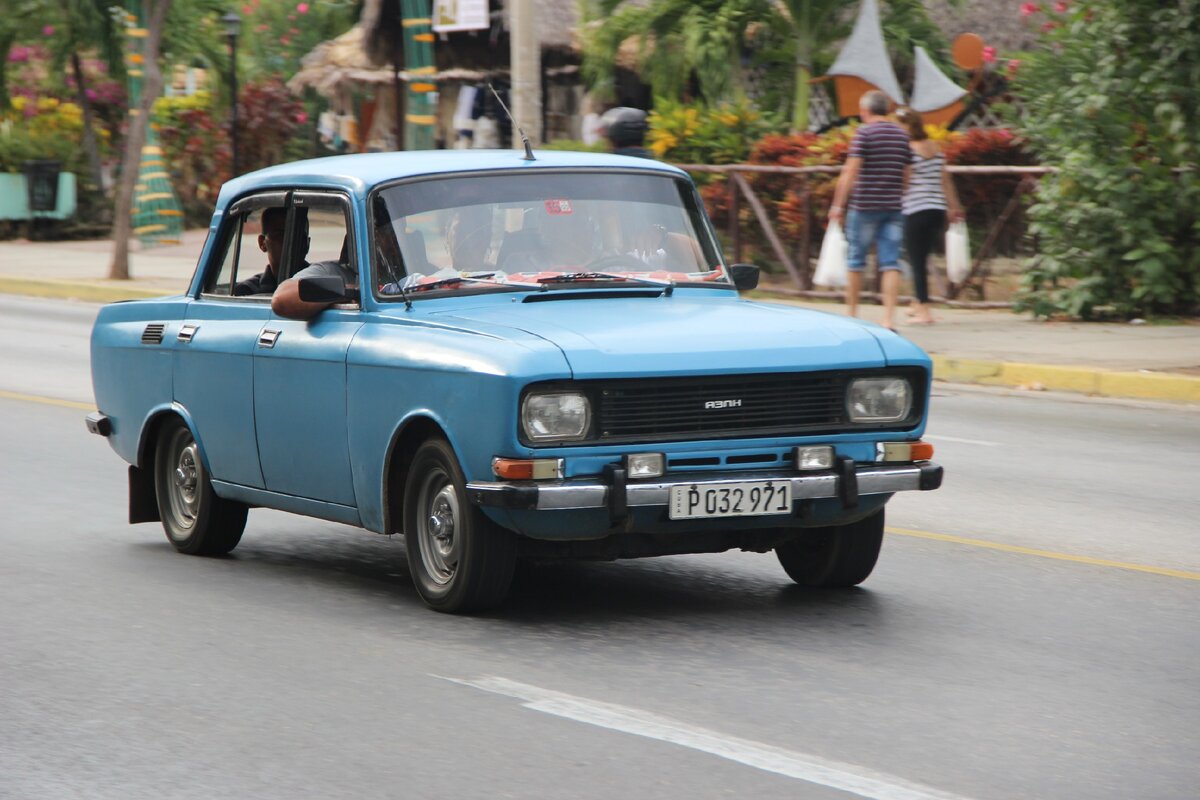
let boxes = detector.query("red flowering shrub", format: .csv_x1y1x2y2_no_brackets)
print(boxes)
236,79,305,173
698,127,853,276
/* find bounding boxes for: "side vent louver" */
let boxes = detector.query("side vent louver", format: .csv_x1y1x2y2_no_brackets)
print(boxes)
141,323,166,345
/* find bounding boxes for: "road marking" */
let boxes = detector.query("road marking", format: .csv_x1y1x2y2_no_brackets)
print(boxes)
924,434,1000,447
888,527,1200,582
436,675,974,800
0,389,94,411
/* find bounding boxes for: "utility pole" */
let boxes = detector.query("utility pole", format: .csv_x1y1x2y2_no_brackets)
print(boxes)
508,0,541,146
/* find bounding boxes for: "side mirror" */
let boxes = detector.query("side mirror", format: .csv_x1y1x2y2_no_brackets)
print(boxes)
297,275,349,303
730,263,760,291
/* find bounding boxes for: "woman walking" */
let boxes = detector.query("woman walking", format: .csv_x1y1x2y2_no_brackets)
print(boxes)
896,107,963,325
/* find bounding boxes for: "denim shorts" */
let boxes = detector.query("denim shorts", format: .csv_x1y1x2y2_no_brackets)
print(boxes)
846,209,904,271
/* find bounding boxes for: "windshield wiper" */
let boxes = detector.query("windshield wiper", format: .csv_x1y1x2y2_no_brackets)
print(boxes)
539,272,674,296
409,272,545,293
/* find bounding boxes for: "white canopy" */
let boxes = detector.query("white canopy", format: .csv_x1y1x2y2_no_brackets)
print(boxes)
910,46,966,113
826,0,905,105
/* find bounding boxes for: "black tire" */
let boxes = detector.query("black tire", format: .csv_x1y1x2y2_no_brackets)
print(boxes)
404,438,517,613
775,508,885,587
154,417,247,556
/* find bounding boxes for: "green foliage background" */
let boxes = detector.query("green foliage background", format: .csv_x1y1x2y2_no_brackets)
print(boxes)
1014,0,1200,319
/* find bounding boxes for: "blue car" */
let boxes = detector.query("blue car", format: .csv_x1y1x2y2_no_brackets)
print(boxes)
88,150,942,613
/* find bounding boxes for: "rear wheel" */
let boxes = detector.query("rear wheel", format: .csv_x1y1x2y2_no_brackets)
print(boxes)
154,417,247,556
775,509,885,587
404,438,517,613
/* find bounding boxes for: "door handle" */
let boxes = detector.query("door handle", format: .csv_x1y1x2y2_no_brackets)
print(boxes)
177,324,199,343
258,329,281,348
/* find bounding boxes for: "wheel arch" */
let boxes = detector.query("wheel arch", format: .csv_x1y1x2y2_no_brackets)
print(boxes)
382,414,452,535
135,403,209,473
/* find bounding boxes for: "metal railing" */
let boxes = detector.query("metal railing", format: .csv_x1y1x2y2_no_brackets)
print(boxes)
676,163,1053,307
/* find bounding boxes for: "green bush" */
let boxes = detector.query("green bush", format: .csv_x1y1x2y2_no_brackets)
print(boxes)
1013,0,1200,319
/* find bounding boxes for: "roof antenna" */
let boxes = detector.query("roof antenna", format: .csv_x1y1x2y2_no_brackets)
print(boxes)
487,83,536,161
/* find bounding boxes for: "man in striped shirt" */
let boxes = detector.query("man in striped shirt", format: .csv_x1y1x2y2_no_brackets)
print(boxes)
829,90,911,330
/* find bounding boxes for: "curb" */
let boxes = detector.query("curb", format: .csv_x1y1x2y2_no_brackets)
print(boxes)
931,355,1200,404
0,276,173,304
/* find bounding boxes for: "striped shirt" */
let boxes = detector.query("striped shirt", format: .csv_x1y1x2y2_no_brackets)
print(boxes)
847,121,912,211
903,150,947,215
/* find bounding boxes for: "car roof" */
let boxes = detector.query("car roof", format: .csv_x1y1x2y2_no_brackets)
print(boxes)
215,150,688,210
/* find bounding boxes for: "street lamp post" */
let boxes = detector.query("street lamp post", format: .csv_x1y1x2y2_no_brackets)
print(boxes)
221,11,241,176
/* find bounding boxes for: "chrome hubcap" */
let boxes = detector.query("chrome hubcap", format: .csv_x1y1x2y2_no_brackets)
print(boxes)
166,434,201,531
418,476,460,586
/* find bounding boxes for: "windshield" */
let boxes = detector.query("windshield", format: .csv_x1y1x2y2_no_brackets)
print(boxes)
370,170,728,298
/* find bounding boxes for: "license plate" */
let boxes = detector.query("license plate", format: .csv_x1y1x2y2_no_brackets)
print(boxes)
668,480,793,520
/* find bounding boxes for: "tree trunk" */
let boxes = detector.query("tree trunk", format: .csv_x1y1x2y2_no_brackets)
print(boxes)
70,51,105,200
109,0,171,281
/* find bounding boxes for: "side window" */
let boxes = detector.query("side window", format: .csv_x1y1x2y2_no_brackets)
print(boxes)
290,193,356,302
203,194,288,297
206,216,243,295
302,206,351,276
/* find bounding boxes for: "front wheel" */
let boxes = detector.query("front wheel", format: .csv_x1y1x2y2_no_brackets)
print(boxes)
154,417,247,555
775,509,885,587
404,438,517,613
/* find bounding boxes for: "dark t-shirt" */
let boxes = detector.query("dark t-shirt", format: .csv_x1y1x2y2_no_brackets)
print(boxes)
848,121,912,212
233,267,277,296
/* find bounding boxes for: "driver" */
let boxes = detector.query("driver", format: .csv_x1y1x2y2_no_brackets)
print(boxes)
499,199,608,271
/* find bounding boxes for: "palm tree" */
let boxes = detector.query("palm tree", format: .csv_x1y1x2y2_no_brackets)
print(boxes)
583,0,957,132
582,0,777,106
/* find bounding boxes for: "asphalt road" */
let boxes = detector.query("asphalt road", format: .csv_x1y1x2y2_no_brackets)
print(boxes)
1,296,1198,800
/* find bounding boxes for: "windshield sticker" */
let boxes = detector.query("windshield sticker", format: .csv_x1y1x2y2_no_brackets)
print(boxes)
544,199,573,215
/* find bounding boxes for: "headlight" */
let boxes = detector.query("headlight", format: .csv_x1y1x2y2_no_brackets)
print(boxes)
521,391,591,442
847,377,912,423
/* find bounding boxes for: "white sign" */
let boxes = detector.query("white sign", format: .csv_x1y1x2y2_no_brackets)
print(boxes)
433,0,490,32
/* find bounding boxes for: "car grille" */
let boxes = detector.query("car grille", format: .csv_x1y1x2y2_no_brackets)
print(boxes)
592,373,858,442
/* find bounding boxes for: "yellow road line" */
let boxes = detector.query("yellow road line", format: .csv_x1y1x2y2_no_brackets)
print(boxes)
0,390,95,411
889,526,1200,582
0,390,1196,582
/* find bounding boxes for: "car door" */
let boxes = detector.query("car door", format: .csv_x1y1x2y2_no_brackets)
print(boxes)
253,191,362,505
173,192,289,489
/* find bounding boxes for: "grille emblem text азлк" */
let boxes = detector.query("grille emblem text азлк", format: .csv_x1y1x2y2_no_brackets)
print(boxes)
704,399,742,409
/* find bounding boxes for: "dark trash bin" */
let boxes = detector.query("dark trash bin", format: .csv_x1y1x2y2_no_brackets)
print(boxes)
23,160,61,212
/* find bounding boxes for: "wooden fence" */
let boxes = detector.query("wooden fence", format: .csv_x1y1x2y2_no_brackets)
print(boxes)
675,163,1053,308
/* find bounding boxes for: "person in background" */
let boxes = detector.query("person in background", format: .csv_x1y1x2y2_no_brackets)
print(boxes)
600,107,653,159
829,90,912,331
896,106,964,325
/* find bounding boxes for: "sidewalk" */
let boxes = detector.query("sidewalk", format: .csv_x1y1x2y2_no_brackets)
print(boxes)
1,234,1198,404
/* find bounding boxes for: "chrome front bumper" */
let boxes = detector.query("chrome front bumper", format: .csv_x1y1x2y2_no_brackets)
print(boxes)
466,461,943,512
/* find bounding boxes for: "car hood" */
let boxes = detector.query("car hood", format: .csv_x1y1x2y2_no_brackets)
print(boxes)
427,293,897,378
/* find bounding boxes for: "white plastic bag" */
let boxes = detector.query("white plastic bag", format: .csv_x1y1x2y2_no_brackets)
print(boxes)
945,221,971,284
813,220,849,288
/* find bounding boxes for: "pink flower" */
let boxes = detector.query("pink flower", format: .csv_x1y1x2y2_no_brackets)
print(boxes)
295,111,308,124
296,2,309,13
42,24,55,36
242,4,252,14
1041,20,1057,31
1054,0,1068,10
982,46,997,63
998,129,1013,139
8,45,30,63
1006,58,1021,76
1020,2,1038,16
256,23,268,32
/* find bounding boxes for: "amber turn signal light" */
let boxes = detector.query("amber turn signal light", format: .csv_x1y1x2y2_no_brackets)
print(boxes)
876,441,934,463
492,457,564,480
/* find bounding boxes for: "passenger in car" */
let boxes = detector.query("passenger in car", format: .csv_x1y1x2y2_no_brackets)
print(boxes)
233,207,288,296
